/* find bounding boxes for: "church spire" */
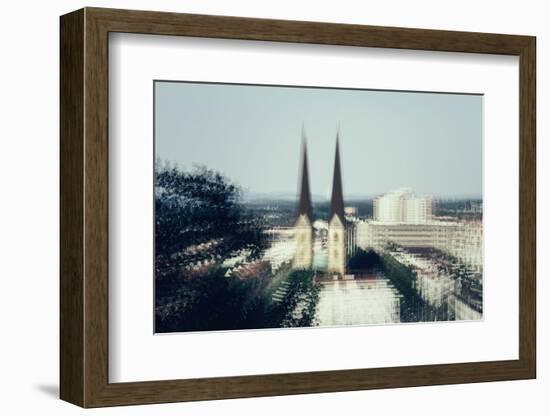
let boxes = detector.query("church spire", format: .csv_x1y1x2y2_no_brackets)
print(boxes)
297,126,312,219
330,129,345,223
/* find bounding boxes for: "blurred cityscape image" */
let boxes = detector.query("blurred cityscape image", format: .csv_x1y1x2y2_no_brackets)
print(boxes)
154,81,483,333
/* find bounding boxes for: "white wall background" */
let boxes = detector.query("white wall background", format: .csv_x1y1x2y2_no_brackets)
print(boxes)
0,0,545,414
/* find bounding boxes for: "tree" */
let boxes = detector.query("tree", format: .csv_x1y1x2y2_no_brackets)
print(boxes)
156,265,273,332
155,165,267,278
347,248,383,271
154,164,268,332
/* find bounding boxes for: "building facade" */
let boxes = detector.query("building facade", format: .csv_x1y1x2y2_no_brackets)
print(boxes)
356,219,483,273
357,221,454,250
292,129,350,275
373,188,433,224
327,137,347,275
292,138,313,270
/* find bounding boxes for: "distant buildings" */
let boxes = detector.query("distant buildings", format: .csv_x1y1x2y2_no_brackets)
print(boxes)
357,220,482,273
445,221,483,273
254,128,483,324
358,221,452,251
373,188,433,224
360,189,452,251
344,206,358,216
358,188,482,274
386,246,482,319
289,130,482,282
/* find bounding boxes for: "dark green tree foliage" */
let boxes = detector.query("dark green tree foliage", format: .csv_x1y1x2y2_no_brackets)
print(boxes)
155,165,269,332
156,266,274,332
155,166,266,278
380,254,418,299
380,253,448,322
344,248,449,322
267,270,320,328
347,248,383,271
156,266,319,332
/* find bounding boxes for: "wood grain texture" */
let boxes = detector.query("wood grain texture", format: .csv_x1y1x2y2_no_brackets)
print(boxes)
59,8,84,407
59,7,537,408
518,38,536,376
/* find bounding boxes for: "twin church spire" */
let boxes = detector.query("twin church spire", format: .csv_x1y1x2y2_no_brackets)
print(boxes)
297,126,345,225
294,126,347,275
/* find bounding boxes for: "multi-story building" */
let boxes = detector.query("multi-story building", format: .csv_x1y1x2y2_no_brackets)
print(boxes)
356,221,454,251
373,188,433,224
356,219,483,273
444,221,483,273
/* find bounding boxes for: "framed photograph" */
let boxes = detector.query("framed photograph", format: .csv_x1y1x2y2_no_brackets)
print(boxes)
60,7,536,407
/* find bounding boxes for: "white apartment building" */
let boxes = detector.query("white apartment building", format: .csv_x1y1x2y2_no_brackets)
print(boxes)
373,188,433,224
356,220,483,273
356,221,454,251
444,221,483,273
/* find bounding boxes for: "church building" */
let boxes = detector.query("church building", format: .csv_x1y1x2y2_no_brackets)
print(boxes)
327,135,347,275
292,131,314,270
292,128,349,275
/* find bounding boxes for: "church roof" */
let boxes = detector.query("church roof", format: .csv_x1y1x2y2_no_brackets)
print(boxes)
297,129,312,220
330,133,345,223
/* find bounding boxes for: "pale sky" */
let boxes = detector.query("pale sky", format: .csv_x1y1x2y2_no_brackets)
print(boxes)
155,81,482,199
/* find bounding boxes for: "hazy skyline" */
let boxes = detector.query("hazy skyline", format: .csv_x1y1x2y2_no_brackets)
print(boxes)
155,81,482,199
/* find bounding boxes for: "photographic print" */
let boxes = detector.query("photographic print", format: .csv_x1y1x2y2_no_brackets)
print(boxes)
154,81,483,334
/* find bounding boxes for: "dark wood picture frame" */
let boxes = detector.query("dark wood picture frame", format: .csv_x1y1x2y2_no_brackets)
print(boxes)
60,7,536,408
